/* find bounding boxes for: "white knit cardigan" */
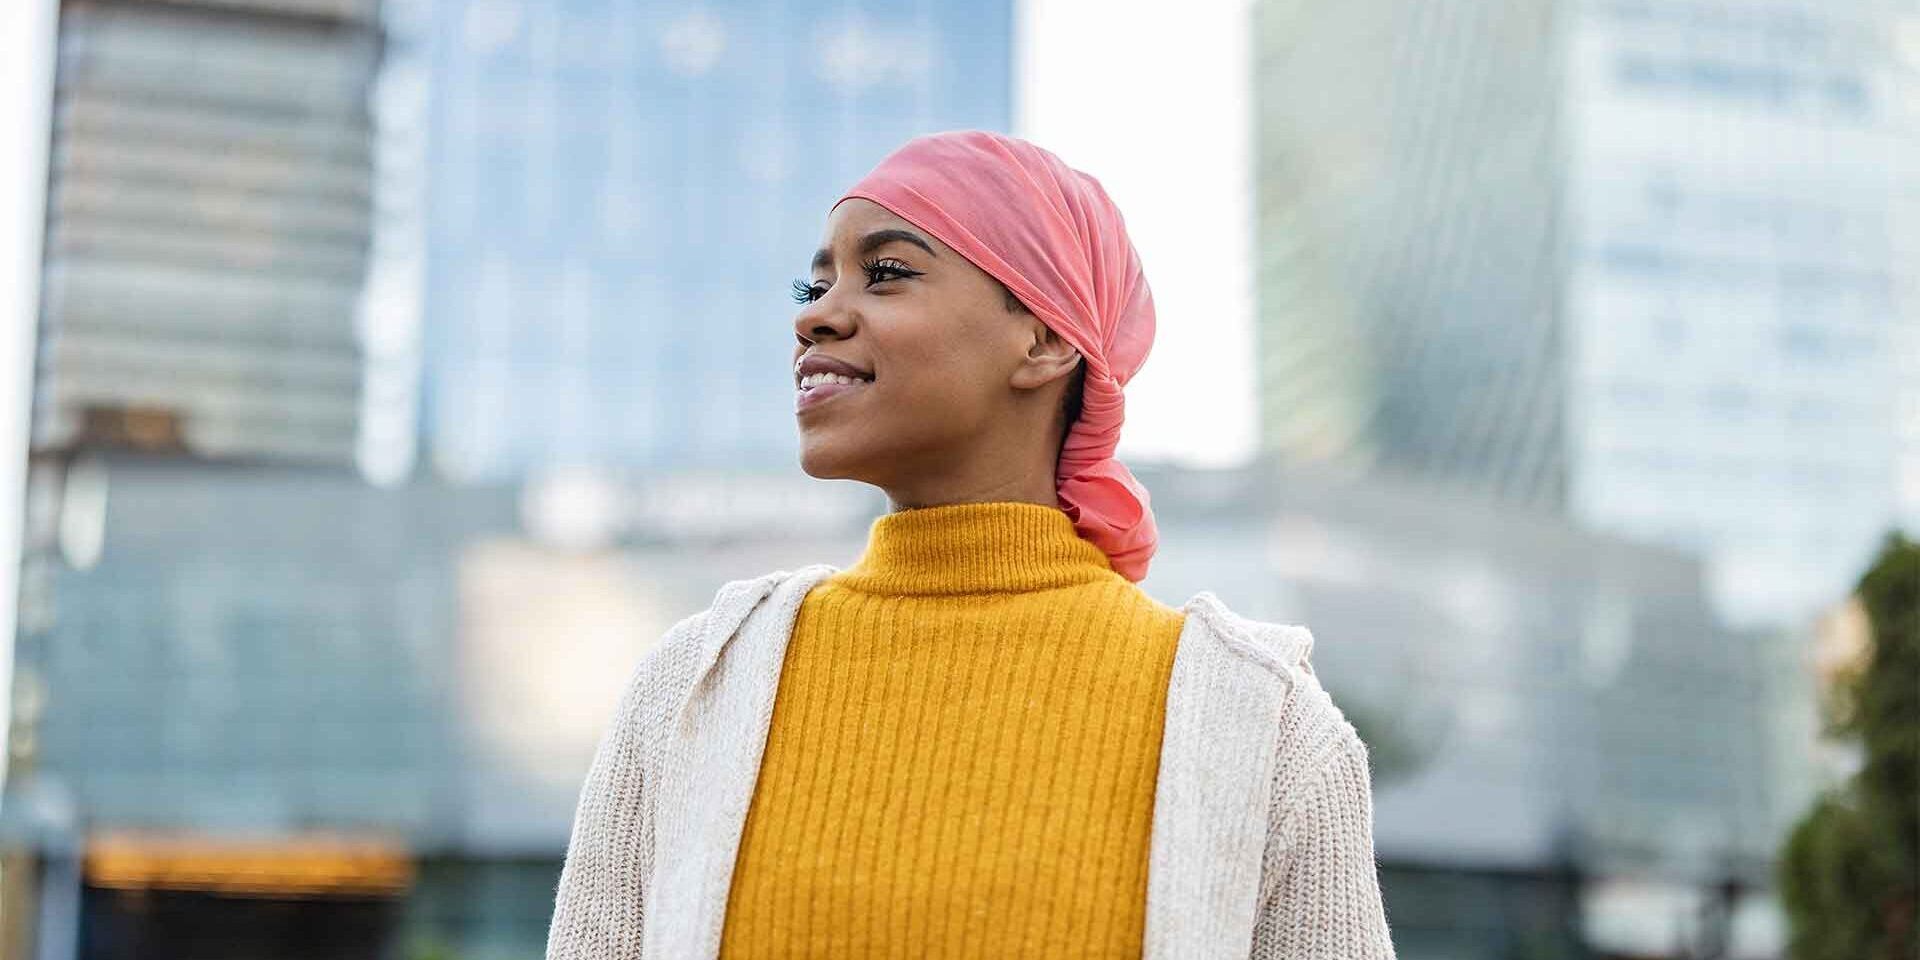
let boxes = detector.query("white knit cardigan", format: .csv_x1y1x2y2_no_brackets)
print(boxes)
543,564,1396,959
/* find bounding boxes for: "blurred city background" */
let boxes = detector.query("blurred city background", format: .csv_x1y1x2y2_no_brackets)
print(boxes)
0,0,1914,958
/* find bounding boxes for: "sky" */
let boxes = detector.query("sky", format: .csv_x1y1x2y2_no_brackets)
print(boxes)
1017,0,1259,469
0,0,57,793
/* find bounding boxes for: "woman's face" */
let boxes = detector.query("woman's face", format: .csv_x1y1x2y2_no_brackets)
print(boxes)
791,198,1071,492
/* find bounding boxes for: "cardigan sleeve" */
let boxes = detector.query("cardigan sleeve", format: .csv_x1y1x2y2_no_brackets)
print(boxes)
544,610,707,960
1249,711,1396,959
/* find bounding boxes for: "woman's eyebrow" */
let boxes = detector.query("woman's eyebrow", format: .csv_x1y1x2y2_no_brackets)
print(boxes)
811,228,939,273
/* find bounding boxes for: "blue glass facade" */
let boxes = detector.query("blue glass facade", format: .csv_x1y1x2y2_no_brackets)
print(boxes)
422,0,1015,481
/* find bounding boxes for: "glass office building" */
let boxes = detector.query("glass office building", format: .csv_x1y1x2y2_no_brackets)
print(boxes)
1254,0,1919,629
33,0,382,467
1253,0,1566,512
1251,0,1909,952
420,0,1015,483
1562,0,1915,627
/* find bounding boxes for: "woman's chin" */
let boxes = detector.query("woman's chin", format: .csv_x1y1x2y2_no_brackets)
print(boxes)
797,442,859,482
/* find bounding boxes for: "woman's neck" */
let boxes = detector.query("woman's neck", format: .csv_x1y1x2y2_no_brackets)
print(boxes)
830,499,1113,597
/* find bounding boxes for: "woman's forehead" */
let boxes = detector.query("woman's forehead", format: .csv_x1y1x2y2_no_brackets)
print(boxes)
810,199,975,284
820,198,938,252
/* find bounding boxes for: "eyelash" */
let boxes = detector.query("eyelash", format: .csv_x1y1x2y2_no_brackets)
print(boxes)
790,258,923,304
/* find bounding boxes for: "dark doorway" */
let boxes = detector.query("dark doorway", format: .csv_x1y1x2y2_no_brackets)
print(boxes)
81,887,402,960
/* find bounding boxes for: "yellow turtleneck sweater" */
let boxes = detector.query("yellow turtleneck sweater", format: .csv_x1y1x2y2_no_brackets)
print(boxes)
718,500,1187,958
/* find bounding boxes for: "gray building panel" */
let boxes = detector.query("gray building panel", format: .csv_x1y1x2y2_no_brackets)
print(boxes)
1136,460,1777,877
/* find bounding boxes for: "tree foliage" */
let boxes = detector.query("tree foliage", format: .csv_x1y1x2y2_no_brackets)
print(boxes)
1779,529,1919,960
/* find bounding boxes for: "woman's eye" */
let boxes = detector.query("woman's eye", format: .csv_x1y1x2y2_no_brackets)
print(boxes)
793,261,919,302
791,278,826,304
863,258,922,285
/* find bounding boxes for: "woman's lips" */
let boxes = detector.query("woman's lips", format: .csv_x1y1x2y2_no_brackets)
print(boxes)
795,378,872,414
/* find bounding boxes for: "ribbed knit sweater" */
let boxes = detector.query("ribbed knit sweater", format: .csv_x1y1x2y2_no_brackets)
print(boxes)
716,499,1187,958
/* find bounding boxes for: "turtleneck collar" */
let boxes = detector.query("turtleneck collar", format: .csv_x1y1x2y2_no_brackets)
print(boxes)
829,500,1117,597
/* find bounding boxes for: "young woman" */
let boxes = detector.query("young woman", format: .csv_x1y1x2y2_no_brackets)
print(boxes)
544,131,1395,959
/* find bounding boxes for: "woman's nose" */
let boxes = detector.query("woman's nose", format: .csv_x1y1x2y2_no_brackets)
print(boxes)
794,290,853,341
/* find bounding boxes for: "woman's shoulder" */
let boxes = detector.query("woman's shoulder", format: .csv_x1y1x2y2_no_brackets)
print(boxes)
661,563,835,648
1179,591,1319,682
1182,592,1369,778
661,563,833,649
609,565,836,731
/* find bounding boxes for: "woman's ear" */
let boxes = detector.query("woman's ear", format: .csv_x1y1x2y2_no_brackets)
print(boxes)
1012,320,1082,391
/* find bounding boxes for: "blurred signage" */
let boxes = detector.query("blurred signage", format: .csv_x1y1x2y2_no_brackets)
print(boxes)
84,830,411,897
519,467,878,549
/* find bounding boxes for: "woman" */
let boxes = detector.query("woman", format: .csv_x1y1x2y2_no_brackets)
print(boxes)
544,131,1395,959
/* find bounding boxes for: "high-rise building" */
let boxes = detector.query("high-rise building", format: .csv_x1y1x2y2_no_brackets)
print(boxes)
1254,0,1919,628
419,0,1015,482
1254,0,1565,509
34,0,384,466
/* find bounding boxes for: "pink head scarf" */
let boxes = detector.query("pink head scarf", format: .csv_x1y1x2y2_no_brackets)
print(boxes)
834,130,1160,582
